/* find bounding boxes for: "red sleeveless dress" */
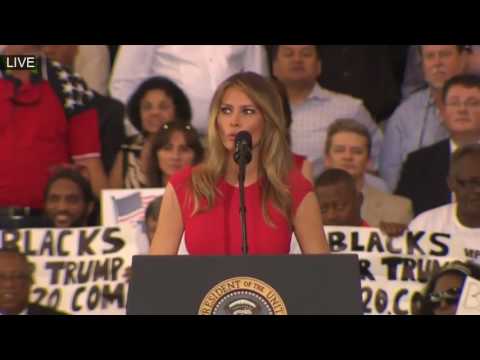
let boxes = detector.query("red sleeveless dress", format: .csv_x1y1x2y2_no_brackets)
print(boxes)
170,166,312,255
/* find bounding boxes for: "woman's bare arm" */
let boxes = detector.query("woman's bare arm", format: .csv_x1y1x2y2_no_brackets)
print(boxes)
294,192,330,254
149,183,184,255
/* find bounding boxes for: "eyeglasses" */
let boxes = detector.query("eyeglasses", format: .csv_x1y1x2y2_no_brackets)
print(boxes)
161,123,193,131
0,272,31,283
428,287,462,307
445,99,480,109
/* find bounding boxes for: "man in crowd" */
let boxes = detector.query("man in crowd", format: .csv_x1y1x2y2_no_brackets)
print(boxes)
402,45,480,98
0,247,65,315
271,45,383,178
397,74,480,216
324,119,413,234
381,45,469,191
0,45,107,229
289,168,367,254
42,168,96,228
408,144,480,258
40,45,126,173
109,45,268,135
314,168,367,227
40,45,111,96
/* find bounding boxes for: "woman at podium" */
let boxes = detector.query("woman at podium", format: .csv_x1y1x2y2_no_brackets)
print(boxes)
150,72,329,255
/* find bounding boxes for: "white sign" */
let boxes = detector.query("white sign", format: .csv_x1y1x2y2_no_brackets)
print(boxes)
457,276,480,315
101,188,165,227
292,226,478,315
0,226,137,315
101,188,165,254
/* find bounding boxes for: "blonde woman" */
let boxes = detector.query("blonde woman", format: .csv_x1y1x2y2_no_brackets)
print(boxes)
150,72,329,255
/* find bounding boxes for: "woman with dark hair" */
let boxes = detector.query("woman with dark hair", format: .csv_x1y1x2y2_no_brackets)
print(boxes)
109,76,192,188
417,261,480,315
148,122,204,187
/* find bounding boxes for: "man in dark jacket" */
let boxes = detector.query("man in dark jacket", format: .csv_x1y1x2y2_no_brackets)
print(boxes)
396,74,480,215
0,247,66,315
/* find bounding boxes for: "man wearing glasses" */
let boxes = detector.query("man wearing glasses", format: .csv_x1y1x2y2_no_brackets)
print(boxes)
381,45,469,192
397,75,480,216
0,247,65,315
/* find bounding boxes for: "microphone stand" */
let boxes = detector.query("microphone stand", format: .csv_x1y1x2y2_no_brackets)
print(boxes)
238,155,248,256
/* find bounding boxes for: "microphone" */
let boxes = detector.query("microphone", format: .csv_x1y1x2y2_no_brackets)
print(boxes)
234,131,252,166
233,131,252,256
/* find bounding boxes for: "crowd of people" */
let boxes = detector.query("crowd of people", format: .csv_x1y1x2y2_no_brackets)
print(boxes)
1,45,480,315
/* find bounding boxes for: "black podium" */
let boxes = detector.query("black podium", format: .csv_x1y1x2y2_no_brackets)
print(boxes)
127,255,362,315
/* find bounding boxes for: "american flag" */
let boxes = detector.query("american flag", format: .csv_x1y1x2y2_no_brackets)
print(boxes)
46,59,96,118
112,192,158,228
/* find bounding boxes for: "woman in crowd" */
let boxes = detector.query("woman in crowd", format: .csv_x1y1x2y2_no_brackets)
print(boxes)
109,76,192,188
418,261,480,315
150,72,329,256
148,122,204,188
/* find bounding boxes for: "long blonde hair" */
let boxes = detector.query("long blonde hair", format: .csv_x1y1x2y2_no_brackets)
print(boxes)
189,72,293,226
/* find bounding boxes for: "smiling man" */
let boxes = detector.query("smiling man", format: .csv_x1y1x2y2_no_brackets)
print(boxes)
43,169,95,228
0,45,107,230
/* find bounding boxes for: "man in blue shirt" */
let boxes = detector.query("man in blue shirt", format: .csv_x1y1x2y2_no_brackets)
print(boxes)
380,45,469,191
272,45,383,178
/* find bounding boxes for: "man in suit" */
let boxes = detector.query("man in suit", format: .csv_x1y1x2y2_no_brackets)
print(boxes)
396,74,480,216
324,119,413,236
0,247,66,315
381,45,469,191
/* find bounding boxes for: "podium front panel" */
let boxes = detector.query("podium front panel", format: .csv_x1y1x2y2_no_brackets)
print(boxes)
127,255,362,315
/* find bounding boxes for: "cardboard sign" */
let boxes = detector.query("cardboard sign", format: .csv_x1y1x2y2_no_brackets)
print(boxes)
456,276,480,315
291,227,477,315
101,188,165,255
0,226,137,315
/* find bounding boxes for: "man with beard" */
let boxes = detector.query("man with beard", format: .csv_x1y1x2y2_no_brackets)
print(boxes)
0,45,107,229
42,169,95,228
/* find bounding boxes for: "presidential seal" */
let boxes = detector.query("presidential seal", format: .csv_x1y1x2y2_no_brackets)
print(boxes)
198,277,287,315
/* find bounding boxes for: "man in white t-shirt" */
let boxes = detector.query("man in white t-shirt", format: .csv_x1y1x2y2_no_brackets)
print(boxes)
408,144,480,259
